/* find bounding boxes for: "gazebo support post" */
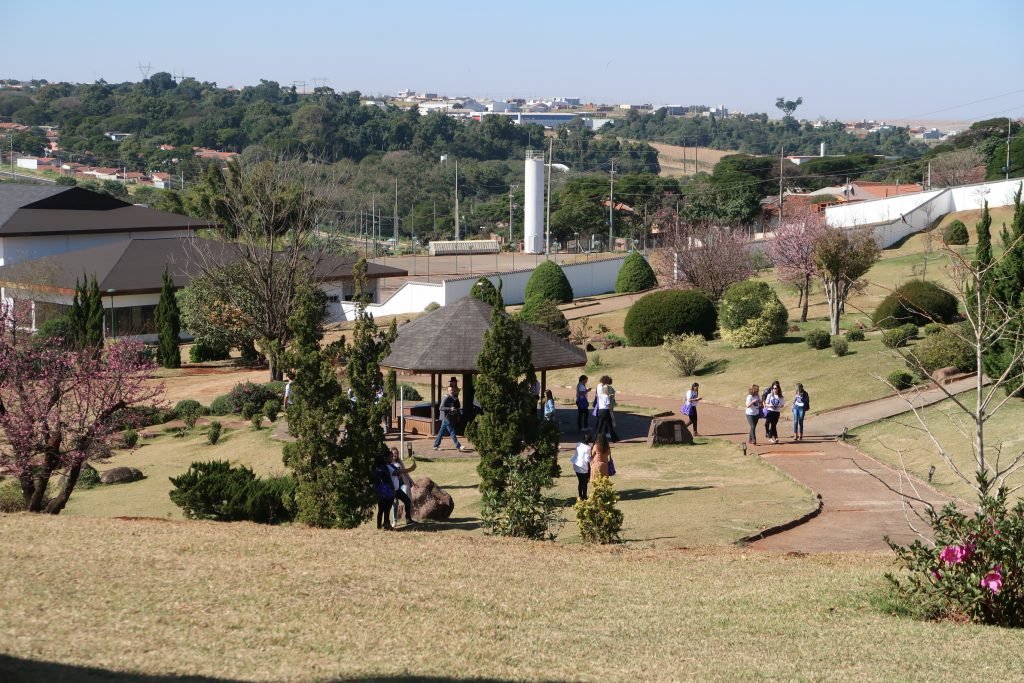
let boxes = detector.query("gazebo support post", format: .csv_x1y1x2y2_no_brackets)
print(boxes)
463,372,474,429
541,370,547,413
430,373,437,436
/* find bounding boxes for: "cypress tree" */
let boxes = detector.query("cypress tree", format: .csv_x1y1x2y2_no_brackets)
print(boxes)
69,277,86,347
984,188,1024,395
84,275,104,349
975,201,993,273
470,277,504,309
155,268,181,368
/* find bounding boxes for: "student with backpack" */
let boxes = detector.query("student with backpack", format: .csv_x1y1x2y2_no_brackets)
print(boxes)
792,383,810,441
373,453,396,530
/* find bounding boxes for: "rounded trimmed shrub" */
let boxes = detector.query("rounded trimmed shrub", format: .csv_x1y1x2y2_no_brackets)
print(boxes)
189,338,232,363
227,382,281,415
943,219,969,245
907,327,976,375
263,399,281,423
424,302,440,312
624,289,717,347
208,394,232,416
923,322,944,336
831,337,849,357
0,478,26,513
805,329,832,349
524,261,574,304
845,328,865,342
882,323,918,349
873,280,959,329
718,281,788,349
207,421,223,445
121,429,140,449
615,251,657,293
517,296,569,338
888,370,915,390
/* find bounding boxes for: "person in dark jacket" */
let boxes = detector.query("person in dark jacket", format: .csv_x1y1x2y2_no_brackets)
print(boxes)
433,385,465,451
792,383,810,441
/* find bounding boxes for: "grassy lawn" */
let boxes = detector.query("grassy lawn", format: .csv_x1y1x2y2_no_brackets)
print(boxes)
548,329,907,413
62,422,815,547
851,390,1024,503
4,515,1024,681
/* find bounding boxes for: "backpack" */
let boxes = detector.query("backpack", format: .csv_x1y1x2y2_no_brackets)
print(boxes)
373,463,394,499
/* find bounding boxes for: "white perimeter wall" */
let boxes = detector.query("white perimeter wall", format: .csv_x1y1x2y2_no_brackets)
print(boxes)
329,256,627,323
825,179,1024,248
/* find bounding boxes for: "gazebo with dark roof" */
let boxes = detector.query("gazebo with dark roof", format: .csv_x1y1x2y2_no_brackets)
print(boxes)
382,296,586,435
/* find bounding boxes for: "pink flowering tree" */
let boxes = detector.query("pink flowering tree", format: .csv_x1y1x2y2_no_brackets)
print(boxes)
653,220,754,300
765,209,826,322
0,321,164,514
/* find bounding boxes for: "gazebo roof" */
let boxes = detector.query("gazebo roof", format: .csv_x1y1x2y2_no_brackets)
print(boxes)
382,296,586,373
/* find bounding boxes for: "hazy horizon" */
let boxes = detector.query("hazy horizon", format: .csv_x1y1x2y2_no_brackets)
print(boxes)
4,0,1022,124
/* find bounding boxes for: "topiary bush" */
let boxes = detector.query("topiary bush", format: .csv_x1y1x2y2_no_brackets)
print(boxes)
624,289,717,347
77,465,102,489
424,302,440,312
831,337,849,357
873,280,959,329
718,281,788,349
189,338,232,363
207,421,223,445
121,429,140,449
398,384,422,401
227,382,281,415
168,460,295,524
208,394,232,416
517,296,569,338
0,478,25,512
574,475,624,544
923,322,944,336
663,333,708,376
943,219,969,245
888,370,915,390
907,327,977,376
251,413,264,430
805,329,832,349
262,399,281,423
614,251,657,293
524,260,574,304
883,323,918,349
845,328,865,342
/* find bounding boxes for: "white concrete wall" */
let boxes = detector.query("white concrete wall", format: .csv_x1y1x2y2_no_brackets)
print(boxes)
825,179,1024,248
328,256,627,322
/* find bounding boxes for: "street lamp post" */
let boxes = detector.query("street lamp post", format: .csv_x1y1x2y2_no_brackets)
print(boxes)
106,289,116,338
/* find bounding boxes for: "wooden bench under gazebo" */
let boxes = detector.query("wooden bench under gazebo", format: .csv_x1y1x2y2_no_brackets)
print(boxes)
382,296,587,436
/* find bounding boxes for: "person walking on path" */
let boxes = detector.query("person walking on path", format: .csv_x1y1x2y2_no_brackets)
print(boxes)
575,375,591,431
433,385,465,451
762,380,781,440
594,376,619,442
792,383,810,441
589,433,611,479
745,384,762,445
682,382,702,437
763,383,785,444
572,434,593,500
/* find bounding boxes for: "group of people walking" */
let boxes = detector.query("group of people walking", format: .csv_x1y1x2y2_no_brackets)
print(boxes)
744,381,810,445
575,374,619,442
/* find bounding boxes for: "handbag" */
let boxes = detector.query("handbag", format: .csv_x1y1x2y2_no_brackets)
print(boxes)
761,407,770,419
608,458,616,476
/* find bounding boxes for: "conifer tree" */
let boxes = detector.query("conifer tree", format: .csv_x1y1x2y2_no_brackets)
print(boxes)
469,307,559,497
470,277,504,309
281,281,351,527
984,188,1024,394
155,268,181,368
975,201,993,273
84,276,104,349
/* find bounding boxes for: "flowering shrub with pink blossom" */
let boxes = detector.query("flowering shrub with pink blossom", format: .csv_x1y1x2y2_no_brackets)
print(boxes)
885,491,1024,626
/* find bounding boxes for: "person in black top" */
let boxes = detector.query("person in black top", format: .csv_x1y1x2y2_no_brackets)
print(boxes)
433,385,465,451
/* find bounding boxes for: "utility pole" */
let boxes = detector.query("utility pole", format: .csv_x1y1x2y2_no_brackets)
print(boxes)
927,161,932,190
393,177,399,245
778,146,785,224
371,195,376,257
545,136,553,256
454,159,460,241
1007,117,1012,181
608,159,615,252
509,184,514,247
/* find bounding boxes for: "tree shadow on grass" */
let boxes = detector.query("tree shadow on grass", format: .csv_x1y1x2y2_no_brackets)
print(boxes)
411,516,483,532
616,485,713,501
695,359,729,376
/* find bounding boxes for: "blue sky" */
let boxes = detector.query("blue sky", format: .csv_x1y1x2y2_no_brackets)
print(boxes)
5,0,1022,122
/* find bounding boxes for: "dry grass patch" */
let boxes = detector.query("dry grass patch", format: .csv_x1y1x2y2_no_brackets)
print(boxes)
3,515,1024,681
851,390,1024,502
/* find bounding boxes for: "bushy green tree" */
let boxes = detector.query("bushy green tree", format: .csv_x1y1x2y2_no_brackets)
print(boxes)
615,251,657,293
470,277,504,309
718,280,788,348
574,475,623,544
468,307,559,502
943,219,969,245
69,275,104,350
623,290,717,346
872,280,959,329
155,268,181,368
984,188,1024,395
524,260,574,304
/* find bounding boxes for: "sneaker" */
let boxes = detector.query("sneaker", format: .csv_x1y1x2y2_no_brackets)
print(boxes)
432,446,440,451
456,446,466,452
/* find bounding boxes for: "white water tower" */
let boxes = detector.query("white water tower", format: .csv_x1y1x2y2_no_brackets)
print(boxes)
523,149,545,253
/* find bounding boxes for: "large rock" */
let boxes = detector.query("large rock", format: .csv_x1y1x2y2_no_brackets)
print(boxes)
646,416,694,447
99,467,144,485
397,477,455,522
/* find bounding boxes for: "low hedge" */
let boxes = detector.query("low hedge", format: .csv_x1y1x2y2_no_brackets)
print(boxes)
907,327,976,375
624,289,717,347
873,280,959,329
882,323,918,348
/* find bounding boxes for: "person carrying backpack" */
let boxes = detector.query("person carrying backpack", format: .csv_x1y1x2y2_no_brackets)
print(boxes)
373,453,396,530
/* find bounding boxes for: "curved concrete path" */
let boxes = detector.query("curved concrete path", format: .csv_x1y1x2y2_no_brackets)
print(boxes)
552,379,976,553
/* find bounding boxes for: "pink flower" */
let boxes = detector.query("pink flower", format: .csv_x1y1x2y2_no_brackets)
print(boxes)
939,544,973,565
981,567,1003,594
932,570,942,581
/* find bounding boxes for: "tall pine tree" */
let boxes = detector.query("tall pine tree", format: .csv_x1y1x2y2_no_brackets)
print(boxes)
155,268,181,368
984,188,1024,395
69,275,104,351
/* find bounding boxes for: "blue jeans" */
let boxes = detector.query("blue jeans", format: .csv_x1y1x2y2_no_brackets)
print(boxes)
792,408,806,435
433,418,461,449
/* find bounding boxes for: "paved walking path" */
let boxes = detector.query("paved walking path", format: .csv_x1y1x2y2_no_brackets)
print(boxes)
551,380,975,553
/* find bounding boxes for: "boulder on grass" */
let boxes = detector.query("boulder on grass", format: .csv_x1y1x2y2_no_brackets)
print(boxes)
99,467,144,485
646,416,693,447
396,477,454,522
932,366,960,384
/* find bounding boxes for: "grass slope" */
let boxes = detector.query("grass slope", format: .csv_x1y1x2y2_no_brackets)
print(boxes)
3,515,1024,681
